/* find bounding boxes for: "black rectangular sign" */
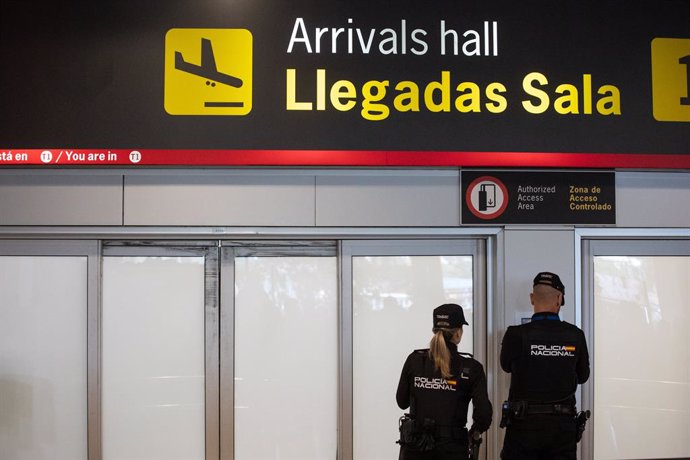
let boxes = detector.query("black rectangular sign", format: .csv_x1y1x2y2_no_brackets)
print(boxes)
0,0,689,160
461,171,615,224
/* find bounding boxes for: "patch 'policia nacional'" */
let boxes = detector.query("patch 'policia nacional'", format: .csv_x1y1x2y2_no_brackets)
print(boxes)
530,344,576,357
165,28,252,115
414,376,457,391
651,38,690,122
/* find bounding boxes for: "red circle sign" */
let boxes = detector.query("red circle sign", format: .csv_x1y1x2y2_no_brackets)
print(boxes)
465,176,509,219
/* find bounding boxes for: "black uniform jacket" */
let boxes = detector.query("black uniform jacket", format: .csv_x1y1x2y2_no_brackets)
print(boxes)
500,312,590,405
396,342,492,433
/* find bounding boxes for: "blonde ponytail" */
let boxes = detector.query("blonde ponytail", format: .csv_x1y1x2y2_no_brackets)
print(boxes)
429,329,453,378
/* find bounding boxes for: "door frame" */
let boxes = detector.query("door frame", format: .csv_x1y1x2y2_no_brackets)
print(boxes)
219,240,338,459
102,241,221,460
576,228,690,459
340,239,488,460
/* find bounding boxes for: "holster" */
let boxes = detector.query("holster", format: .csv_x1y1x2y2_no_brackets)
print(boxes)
575,410,591,442
397,414,436,451
398,414,417,446
499,400,527,428
468,430,482,460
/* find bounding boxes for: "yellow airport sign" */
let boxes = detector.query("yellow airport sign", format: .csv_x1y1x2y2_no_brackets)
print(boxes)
165,28,252,115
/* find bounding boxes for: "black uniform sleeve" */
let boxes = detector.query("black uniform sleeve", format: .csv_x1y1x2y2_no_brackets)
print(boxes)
500,326,521,373
396,353,413,410
470,363,493,433
576,329,591,384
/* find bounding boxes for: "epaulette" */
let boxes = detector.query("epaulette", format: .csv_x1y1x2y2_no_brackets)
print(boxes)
414,348,429,354
458,351,474,358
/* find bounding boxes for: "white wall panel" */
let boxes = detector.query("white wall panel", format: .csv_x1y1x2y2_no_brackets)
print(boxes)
616,172,690,227
124,173,315,226
0,174,123,225
315,171,460,226
503,229,575,326
499,229,577,450
1,169,689,228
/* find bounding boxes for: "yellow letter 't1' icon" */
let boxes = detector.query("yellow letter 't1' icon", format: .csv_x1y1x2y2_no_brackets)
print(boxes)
651,38,690,122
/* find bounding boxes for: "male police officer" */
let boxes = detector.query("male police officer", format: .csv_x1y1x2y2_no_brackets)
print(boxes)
500,272,590,460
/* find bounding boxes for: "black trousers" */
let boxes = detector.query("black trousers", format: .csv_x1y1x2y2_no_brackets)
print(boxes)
501,414,577,460
399,440,469,460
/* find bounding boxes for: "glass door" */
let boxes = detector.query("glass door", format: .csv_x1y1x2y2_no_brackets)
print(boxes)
0,241,97,460
221,242,339,460
582,240,690,459
101,243,220,460
341,240,486,460
0,236,488,460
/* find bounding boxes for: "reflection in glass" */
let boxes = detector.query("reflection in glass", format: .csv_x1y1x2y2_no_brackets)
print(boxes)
234,256,337,460
353,256,473,460
594,256,690,459
0,256,88,460
102,257,206,460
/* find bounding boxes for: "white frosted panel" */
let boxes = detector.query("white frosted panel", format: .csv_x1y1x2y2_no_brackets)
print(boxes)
0,256,87,460
102,257,206,460
234,256,338,460
353,256,473,460
594,256,690,459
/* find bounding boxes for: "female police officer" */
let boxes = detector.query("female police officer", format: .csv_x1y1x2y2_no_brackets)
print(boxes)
396,303,492,460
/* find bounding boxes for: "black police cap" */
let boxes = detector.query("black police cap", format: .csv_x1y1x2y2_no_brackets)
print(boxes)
533,271,565,306
433,303,469,329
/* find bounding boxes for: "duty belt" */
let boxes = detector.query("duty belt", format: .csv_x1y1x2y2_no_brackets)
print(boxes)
435,425,468,440
500,400,577,428
525,403,576,416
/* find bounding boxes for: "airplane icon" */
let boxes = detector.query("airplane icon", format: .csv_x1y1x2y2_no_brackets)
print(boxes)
174,38,243,88
165,28,252,115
